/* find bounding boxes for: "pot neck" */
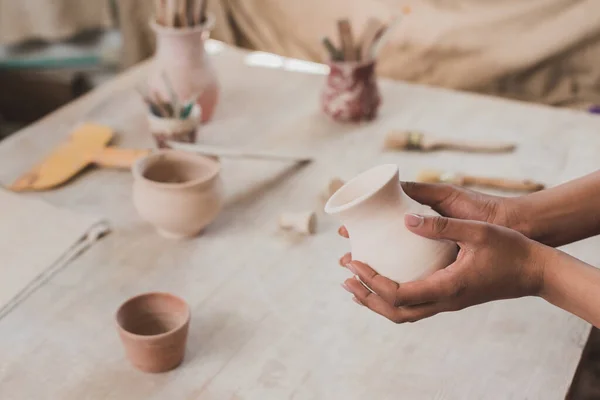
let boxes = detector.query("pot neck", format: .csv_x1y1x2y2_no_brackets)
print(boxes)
155,31,208,65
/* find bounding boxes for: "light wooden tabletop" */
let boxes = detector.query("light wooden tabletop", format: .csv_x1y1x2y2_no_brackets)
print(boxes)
1,43,600,399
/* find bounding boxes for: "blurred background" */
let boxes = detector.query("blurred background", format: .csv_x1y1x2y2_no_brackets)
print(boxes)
1,0,599,139
0,1,599,398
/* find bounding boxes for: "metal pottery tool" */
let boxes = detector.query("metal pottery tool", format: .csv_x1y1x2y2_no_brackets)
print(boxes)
9,123,313,192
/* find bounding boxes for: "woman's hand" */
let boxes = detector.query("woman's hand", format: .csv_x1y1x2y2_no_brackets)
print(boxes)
401,181,520,229
340,214,550,323
338,182,521,267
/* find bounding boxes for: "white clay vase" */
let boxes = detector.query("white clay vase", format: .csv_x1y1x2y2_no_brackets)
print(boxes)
324,164,457,284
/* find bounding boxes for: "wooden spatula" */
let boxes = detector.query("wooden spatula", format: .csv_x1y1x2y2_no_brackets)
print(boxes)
9,123,149,192
9,123,314,192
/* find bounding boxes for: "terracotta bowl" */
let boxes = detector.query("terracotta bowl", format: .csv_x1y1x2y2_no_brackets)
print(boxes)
132,149,223,239
116,292,191,373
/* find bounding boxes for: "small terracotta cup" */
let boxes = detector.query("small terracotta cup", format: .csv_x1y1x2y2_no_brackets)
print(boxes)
147,104,201,149
132,149,223,239
321,60,381,122
116,292,191,373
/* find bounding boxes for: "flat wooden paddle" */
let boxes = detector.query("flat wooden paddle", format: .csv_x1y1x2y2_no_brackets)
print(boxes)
9,123,313,192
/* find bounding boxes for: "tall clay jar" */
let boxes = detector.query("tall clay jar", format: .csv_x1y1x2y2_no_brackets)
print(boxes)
148,13,219,123
325,164,457,284
321,60,381,122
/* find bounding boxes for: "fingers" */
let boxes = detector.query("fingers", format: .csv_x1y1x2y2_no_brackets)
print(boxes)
344,276,450,323
338,226,349,238
346,261,399,304
339,252,352,266
405,214,490,244
395,267,467,305
401,181,458,209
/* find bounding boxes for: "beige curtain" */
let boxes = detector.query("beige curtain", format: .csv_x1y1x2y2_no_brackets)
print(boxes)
221,0,600,109
0,0,113,45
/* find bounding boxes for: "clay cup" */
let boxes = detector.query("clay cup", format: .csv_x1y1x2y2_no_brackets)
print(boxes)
116,292,191,373
132,150,223,239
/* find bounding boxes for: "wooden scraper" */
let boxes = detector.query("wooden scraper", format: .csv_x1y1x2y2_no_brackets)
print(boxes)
9,123,150,192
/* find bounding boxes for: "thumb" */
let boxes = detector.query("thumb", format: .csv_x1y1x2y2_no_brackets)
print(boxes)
404,213,486,243
401,181,456,209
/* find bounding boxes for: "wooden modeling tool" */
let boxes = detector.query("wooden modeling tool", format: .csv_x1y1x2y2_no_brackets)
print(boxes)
166,141,313,164
322,37,343,61
416,170,545,192
384,131,517,153
9,124,150,192
358,18,385,61
337,19,357,61
369,7,411,59
9,124,313,192
278,211,317,235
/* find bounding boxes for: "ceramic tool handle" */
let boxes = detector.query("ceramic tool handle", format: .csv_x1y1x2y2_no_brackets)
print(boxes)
462,175,544,192
93,147,152,169
430,138,516,153
166,141,313,164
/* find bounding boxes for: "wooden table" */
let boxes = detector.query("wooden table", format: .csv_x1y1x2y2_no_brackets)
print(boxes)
1,43,600,399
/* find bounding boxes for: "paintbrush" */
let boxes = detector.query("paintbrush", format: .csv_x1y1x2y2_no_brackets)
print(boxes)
369,6,411,59
160,71,181,117
154,0,165,25
322,37,344,61
417,169,545,192
198,0,209,24
384,131,517,153
358,18,385,61
337,19,356,61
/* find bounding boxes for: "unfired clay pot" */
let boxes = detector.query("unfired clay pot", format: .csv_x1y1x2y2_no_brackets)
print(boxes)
116,292,190,373
321,60,381,122
132,150,223,239
148,14,219,123
324,164,457,283
147,104,201,148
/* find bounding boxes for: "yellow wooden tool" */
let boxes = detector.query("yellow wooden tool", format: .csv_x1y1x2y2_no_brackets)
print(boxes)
9,123,150,192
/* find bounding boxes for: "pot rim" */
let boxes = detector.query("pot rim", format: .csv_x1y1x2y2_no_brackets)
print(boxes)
132,149,220,190
149,12,215,35
324,164,399,214
115,291,191,341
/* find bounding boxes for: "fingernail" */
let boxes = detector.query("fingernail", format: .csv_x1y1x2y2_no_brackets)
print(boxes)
341,283,351,293
352,296,363,306
346,262,358,275
405,213,424,227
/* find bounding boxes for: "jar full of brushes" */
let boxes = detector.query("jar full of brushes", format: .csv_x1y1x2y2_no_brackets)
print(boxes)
321,60,381,123
148,13,219,124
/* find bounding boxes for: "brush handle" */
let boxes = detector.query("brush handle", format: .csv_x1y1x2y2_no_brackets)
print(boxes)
462,175,544,192
426,138,516,153
93,148,152,169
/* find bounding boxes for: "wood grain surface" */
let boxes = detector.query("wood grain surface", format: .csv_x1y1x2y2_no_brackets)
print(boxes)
0,43,599,399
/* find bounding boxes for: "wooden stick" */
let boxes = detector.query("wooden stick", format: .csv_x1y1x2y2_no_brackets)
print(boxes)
462,176,545,192
177,0,188,27
160,71,180,117
164,0,175,27
166,141,313,164
322,37,343,61
154,0,165,25
199,0,208,24
337,19,356,61
358,18,385,61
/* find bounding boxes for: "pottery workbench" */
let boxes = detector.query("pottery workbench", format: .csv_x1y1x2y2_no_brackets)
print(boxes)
2,43,600,400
